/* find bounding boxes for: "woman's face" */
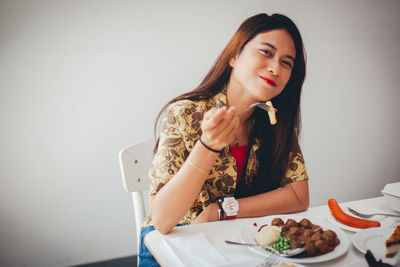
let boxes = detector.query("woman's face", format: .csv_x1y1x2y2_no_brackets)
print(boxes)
229,29,296,102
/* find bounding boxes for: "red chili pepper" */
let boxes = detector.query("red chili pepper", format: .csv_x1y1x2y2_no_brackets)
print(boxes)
328,198,380,229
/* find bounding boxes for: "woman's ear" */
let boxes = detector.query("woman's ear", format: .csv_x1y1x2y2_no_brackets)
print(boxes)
229,54,238,67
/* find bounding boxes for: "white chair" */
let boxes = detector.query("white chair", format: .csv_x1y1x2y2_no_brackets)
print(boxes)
119,139,154,257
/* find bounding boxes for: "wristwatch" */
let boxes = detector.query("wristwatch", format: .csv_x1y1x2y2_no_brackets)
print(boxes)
222,197,239,219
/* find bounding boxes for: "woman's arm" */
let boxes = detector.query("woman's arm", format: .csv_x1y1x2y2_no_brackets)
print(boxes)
149,140,218,234
192,180,309,223
237,180,309,218
150,106,239,234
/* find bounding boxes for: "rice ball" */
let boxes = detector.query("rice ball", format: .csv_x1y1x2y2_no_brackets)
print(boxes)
254,225,282,246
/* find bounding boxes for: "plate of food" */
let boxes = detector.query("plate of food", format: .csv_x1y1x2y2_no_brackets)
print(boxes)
326,199,398,232
239,214,350,264
325,212,362,232
352,225,400,266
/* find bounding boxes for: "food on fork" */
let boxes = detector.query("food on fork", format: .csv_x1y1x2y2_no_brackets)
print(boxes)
266,101,277,125
328,198,381,229
385,225,400,258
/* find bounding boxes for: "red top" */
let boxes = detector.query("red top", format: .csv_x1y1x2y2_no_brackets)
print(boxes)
229,145,248,180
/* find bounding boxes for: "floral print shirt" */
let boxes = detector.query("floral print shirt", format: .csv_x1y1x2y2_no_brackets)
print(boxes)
143,91,308,227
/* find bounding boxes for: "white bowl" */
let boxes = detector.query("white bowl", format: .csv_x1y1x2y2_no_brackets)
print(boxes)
381,182,400,212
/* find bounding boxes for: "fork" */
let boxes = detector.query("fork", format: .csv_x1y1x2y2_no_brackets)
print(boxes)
347,207,400,218
225,240,305,257
258,254,281,267
236,102,277,115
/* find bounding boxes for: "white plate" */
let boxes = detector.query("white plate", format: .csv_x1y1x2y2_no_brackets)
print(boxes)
382,182,400,197
352,227,397,265
326,213,362,232
325,205,398,232
239,214,350,264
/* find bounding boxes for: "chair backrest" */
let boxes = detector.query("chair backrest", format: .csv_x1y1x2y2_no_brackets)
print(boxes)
119,139,154,255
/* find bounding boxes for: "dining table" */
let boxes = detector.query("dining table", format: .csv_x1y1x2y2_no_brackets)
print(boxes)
144,196,399,266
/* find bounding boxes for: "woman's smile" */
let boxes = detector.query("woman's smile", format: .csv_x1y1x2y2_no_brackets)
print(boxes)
259,76,276,87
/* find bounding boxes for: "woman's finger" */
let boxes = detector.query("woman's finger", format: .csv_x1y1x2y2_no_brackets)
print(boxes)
201,106,242,149
220,115,239,143
202,107,228,130
206,106,237,132
204,112,239,147
203,107,216,120
215,106,237,134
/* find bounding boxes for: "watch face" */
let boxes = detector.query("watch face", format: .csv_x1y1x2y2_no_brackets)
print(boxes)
223,197,239,216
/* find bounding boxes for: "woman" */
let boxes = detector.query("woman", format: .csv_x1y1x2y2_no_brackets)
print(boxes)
139,13,309,266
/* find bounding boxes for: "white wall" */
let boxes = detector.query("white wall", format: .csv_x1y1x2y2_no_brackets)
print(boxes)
0,0,399,266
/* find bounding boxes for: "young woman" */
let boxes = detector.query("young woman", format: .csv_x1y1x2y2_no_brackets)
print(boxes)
139,13,309,266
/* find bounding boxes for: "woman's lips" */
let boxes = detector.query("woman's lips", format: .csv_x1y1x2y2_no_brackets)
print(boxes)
260,76,276,87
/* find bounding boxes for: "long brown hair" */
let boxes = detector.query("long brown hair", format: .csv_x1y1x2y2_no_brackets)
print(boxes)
154,13,306,197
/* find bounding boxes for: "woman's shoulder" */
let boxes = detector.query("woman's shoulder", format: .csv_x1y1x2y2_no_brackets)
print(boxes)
161,98,207,141
166,98,208,116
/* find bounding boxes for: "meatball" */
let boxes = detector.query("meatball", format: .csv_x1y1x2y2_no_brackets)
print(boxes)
315,240,330,254
290,240,302,249
302,236,313,244
322,230,338,246
303,229,313,237
300,218,313,229
312,225,323,234
285,219,299,228
286,227,303,237
285,232,295,240
304,241,316,256
281,225,290,232
310,233,322,242
271,218,284,226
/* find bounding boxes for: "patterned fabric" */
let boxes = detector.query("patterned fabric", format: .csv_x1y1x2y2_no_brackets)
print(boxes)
142,91,308,227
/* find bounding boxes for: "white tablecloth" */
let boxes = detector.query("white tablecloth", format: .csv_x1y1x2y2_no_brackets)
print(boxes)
145,196,398,266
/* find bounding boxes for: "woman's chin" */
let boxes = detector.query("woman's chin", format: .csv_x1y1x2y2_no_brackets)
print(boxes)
256,94,274,102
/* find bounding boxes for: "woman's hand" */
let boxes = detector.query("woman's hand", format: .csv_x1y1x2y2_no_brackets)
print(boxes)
200,106,239,151
192,203,219,224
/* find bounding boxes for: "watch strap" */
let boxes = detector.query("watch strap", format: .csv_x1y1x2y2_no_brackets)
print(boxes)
216,198,225,220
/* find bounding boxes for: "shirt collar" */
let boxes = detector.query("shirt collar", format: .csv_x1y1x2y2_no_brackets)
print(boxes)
207,90,227,110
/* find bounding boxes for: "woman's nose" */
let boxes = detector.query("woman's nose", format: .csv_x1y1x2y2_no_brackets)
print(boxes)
267,60,280,75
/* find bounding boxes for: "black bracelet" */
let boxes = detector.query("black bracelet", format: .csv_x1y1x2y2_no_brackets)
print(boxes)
216,198,225,220
199,137,224,153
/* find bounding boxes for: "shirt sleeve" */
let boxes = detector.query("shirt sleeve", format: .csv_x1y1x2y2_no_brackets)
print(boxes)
148,102,189,195
280,152,309,186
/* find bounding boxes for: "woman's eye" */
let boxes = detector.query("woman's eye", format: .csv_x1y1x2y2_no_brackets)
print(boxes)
282,60,293,68
261,49,272,56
